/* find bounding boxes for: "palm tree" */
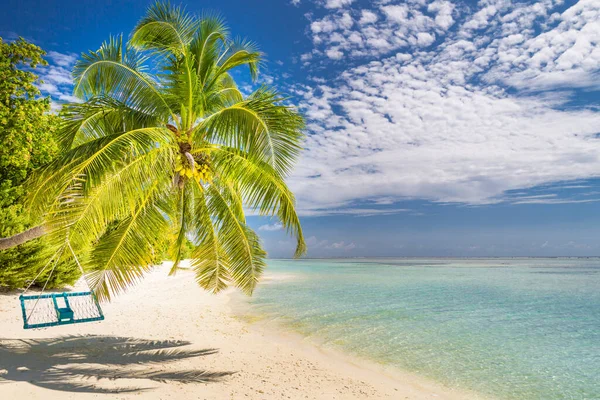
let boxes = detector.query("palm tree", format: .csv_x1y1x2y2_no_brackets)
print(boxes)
21,2,306,300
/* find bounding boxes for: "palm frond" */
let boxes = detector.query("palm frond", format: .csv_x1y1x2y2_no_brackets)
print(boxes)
131,1,197,56
73,35,174,120
58,96,159,150
86,178,171,301
210,146,306,258
189,182,231,293
161,54,199,129
191,14,229,87
48,146,174,251
203,74,244,113
27,127,174,221
206,183,266,295
197,87,305,176
209,38,261,87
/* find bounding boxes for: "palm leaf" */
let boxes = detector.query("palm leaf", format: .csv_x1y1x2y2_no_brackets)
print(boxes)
130,1,197,56
206,183,266,295
58,96,159,150
48,146,174,251
73,35,174,120
189,182,231,293
27,127,174,220
86,178,171,301
211,147,306,258
191,14,229,86
197,87,304,176
208,38,261,87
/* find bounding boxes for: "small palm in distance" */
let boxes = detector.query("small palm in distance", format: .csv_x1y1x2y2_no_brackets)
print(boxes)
27,1,306,301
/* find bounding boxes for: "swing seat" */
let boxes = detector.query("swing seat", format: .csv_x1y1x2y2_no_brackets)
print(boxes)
56,306,74,321
20,291,104,329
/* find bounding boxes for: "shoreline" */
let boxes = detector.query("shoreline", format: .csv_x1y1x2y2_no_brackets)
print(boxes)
0,263,487,399
225,283,489,400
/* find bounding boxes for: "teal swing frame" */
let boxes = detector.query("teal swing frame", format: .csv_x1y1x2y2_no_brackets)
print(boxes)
19,240,105,330
20,291,104,329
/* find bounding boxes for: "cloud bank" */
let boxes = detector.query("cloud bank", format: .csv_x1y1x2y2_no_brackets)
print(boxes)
289,0,600,215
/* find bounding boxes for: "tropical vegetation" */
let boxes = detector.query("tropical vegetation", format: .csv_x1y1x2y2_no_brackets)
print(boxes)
0,37,80,289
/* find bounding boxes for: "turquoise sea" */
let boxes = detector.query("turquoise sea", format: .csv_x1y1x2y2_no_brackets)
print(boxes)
242,258,600,400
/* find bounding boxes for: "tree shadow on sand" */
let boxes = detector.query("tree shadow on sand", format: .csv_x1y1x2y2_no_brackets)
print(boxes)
0,335,234,394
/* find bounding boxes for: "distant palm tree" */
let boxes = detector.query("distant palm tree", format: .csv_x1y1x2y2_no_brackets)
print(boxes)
24,2,306,300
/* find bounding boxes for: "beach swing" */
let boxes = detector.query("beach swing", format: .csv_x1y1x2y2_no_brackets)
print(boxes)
19,241,104,329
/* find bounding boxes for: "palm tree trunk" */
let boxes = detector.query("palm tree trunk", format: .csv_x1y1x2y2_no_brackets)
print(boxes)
0,226,46,251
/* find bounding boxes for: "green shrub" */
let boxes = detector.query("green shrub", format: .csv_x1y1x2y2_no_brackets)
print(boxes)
0,37,79,290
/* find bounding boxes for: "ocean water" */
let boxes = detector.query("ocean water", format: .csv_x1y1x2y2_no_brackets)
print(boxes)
242,258,600,400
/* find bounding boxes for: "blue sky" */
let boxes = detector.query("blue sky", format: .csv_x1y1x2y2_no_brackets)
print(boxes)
3,0,600,257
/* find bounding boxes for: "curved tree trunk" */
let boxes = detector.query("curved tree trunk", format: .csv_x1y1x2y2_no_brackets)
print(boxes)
0,226,46,251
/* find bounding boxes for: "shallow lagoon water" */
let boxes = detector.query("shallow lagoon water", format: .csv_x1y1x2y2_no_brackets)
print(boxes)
244,258,600,400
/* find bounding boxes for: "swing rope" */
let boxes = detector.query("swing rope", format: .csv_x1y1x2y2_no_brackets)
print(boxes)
67,239,92,290
22,245,63,295
22,245,66,325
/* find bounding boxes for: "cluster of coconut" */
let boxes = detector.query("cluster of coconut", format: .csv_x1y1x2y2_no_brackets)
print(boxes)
174,153,213,184
167,124,214,186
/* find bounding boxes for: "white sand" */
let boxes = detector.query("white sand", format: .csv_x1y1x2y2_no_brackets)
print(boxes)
0,263,486,399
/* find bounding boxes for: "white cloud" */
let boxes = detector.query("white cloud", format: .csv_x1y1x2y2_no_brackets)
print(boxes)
37,50,79,109
491,0,600,90
323,0,354,9
38,82,60,95
286,0,600,213
511,198,600,205
382,5,409,24
416,32,436,46
259,223,284,231
359,10,378,25
326,47,344,59
47,51,77,67
299,207,411,217
428,0,455,30
306,236,329,248
326,241,356,250
306,2,452,59
461,4,498,32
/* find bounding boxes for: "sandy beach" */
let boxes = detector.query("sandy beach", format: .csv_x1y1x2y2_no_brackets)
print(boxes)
0,262,485,400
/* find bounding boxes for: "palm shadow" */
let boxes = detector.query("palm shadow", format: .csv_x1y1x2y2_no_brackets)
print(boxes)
0,335,234,393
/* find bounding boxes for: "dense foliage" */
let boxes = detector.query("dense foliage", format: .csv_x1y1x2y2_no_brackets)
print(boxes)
0,38,79,289
28,2,306,301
